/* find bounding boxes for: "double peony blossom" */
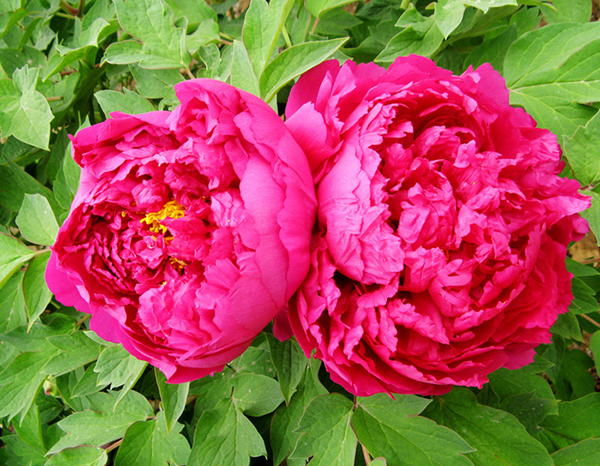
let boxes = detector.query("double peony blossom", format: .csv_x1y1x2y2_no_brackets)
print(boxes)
46,80,316,382
283,56,590,396
48,56,590,395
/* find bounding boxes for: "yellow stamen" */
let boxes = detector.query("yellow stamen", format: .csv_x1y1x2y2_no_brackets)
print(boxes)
170,257,187,271
140,200,185,234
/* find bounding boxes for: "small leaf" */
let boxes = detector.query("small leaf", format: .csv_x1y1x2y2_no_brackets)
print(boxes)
231,372,284,417
48,390,154,455
267,335,308,404
45,446,108,466
259,38,347,102
435,0,466,39
155,368,189,434
16,194,59,245
0,232,36,287
291,393,356,466
23,251,52,329
95,89,155,116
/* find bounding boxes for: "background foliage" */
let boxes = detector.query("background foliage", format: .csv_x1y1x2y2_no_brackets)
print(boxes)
1,0,600,464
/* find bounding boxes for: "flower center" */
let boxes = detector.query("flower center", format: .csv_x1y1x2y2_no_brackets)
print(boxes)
140,200,185,234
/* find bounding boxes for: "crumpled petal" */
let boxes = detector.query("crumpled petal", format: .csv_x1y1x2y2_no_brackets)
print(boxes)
285,56,590,396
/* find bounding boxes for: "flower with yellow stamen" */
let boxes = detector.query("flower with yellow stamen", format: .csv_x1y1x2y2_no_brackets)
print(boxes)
140,200,185,234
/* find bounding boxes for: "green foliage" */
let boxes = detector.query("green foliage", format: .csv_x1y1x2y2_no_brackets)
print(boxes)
0,1,599,464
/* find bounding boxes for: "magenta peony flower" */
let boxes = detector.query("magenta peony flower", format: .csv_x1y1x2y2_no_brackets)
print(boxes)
46,79,316,383
283,56,590,396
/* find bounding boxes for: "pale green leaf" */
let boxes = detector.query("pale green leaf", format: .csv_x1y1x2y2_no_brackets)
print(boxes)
95,89,155,116
0,232,36,288
16,194,59,245
231,40,260,96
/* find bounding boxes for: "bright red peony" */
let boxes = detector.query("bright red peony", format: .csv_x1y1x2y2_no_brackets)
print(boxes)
46,79,316,383
283,56,590,396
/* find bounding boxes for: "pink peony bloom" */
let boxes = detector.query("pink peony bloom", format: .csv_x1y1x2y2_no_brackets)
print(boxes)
46,79,316,383
283,56,590,396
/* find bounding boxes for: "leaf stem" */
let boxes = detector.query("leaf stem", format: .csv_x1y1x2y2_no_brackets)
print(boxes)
55,12,77,20
77,0,85,17
105,439,123,452
581,313,600,329
184,67,195,79
362,444,371,465
580,257,600,265
76,314,91,327
400,0,411,9
311,17,319,35
46,96,64,102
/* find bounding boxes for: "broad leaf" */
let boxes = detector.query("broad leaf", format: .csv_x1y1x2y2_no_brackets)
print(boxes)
156,368,189,434
16,194,59,246
0,232,36,287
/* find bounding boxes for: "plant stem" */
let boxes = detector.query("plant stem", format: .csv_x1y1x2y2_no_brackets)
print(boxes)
56,12,77,19
281,24,293,49
184,67,195,79
581,313,600,329
46,96,64,102
362,444,371,465
400,0,411,9
311,17,319,35
106,439,123,452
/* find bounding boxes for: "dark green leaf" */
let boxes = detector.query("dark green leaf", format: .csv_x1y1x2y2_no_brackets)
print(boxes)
155,368,189,433
424,387,553,466
0,271,26,333
551,439,600,466
23,251,52,329
267,335,308,404
353,393,474,466
231,372,284,417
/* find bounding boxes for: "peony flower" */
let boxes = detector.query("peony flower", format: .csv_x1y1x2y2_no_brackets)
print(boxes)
283,56,590,396
46,79,316,383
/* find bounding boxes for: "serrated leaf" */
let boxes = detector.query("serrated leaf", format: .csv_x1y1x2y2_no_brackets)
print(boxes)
114,411,190,466
23,251,52,329
155,368,189,434
16,194,58,246
48,390,153,455
291,393,356,466
551,438,600,466
113,0,190,69
352,393,474,466
505,23,600,138
95,89,155,116
564,111,600,187
231,40,260,96
271,360,327,466
424,387,553,466
189,398,267,466
259,38,347,102
537,393,600,452
267,335,308,404
45,446,108,466
0,232,36,287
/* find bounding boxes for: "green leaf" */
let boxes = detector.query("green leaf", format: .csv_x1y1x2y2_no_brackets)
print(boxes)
155,368,189,434
0,271,26,333
376,9,444,66
267,335,308,404
435,0,466,39
590,330,600,363
0,67,53,150
536,393,600,453
464,0,517,13
185,19,220,52
114,411,190,466
540,0,591,24
353,394,474,466
16,194,59,246
48,390,153,455
424,387,553,466
242,0,295,74
113,0,190,69
564,110,600,187
549,349,595,401
0,161,58,213
45,446,108,466
163,0,217,28
231,372,284,417
129,65,183,100
505,23,600,138
189,398,267,466
231,40,260,96
72,362,110,398
271,360,327,466
305,0,357,18
259,38,347,102
23,251,52,329
44,331,102,376
0,232,36,287
94,344,147,393
581,192,600,244
551,439,600,466
291,393,356,466
464,23,517,74
551,311,582,342
95,89,155,116
53,147,81,214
